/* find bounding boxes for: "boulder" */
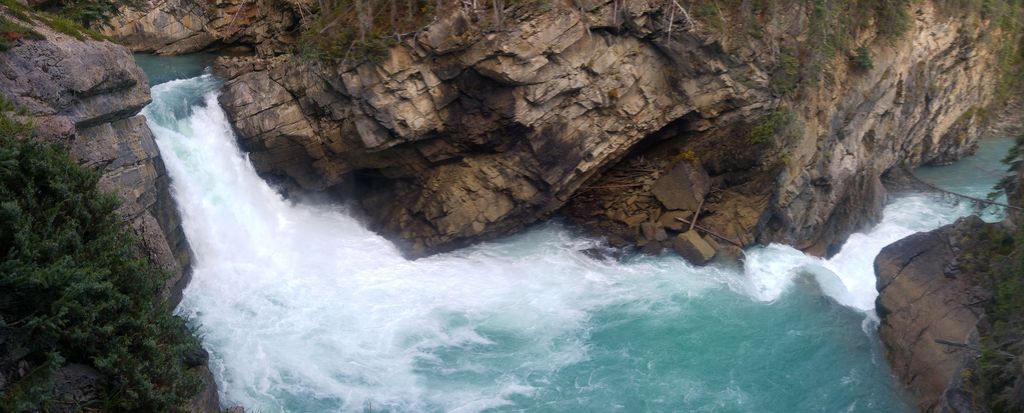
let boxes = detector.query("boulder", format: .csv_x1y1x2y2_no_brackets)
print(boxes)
654,226,669,241
622,213,649,228
49,364,106,413
672,230,716,265
658,210,694,231
652,161,711,211
875,216,1002,412
639,222,658,240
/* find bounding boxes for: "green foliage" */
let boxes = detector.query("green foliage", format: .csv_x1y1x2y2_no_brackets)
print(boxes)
0,113,201,410
986,0,1024,108
35,11,107,41
0,0,35,23
670,149,700,164
747,110,795,145
978,234,1024,413
298,0,434,64
0,96,33,136
801,0,909,88
695,2,724,32
1,1,112,46
35,0,142,27
977,132,1024,412
853,46,873,71
771,48,800,95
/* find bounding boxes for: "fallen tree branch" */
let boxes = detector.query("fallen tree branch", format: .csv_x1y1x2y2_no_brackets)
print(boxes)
689,197,704,232
934,339,981,352
675,217,743,247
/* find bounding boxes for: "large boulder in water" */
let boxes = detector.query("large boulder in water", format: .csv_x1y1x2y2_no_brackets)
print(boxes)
875,216,1008,412
672,230,716,265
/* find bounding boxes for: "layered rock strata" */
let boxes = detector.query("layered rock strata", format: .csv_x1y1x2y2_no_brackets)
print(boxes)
100,0,303,56
203,1,999,259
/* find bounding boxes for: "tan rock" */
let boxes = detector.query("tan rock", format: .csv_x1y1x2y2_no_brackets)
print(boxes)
658,210,694,231
652,161,711,211
622,213,649,227
203,0,1003,258
672,230,716,265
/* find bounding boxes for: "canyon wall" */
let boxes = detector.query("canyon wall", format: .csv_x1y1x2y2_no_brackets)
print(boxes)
0,11,217,412
187,1,1001,258
99,0,303,56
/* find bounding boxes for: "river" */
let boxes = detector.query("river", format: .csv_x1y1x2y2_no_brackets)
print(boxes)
136,55,1014,413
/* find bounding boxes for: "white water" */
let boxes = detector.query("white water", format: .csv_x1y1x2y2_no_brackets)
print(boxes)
145,74,1007,412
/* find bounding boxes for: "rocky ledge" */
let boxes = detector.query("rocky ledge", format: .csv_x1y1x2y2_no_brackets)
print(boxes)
198,0,1000,260
875,216,1014,412
0,9,216,412
100,0,303,56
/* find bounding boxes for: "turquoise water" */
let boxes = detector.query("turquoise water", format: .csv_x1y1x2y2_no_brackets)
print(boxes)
139,56,1012,413
915,136,1016,204
135,53,216,86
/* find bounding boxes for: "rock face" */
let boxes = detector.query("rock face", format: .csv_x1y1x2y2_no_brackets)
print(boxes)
875,216,1010,412
202,1,1002,258
100,0,302,56
0,17,193,306
0,12,215,411
212,3,776,256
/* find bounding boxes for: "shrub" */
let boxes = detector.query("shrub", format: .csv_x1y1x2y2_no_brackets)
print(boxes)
978,237,1024,413
298,0,435,64
0,119,201,410
35,0,143,27
747,110,794,145
979,132,1024,412
853,46,873,71
772,48,801,94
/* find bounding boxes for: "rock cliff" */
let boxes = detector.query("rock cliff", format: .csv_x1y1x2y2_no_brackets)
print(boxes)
193,1,1002,258
0,9,216,412
875,216,1015,412
100,0,303,56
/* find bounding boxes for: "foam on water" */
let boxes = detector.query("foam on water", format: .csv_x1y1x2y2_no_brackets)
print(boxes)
145,73,1011,412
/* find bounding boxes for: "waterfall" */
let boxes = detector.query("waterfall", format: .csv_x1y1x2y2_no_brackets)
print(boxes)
145,73,1008,413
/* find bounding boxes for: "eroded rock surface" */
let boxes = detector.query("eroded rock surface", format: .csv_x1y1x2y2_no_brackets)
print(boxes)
100,0,302,56
206,1,1000,258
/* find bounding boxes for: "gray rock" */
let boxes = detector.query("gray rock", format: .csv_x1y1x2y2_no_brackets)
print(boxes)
875,216,999,413
654,226,669,242
48,364,106,413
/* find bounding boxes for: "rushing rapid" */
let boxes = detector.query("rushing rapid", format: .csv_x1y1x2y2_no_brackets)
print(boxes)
143,69,1011,412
